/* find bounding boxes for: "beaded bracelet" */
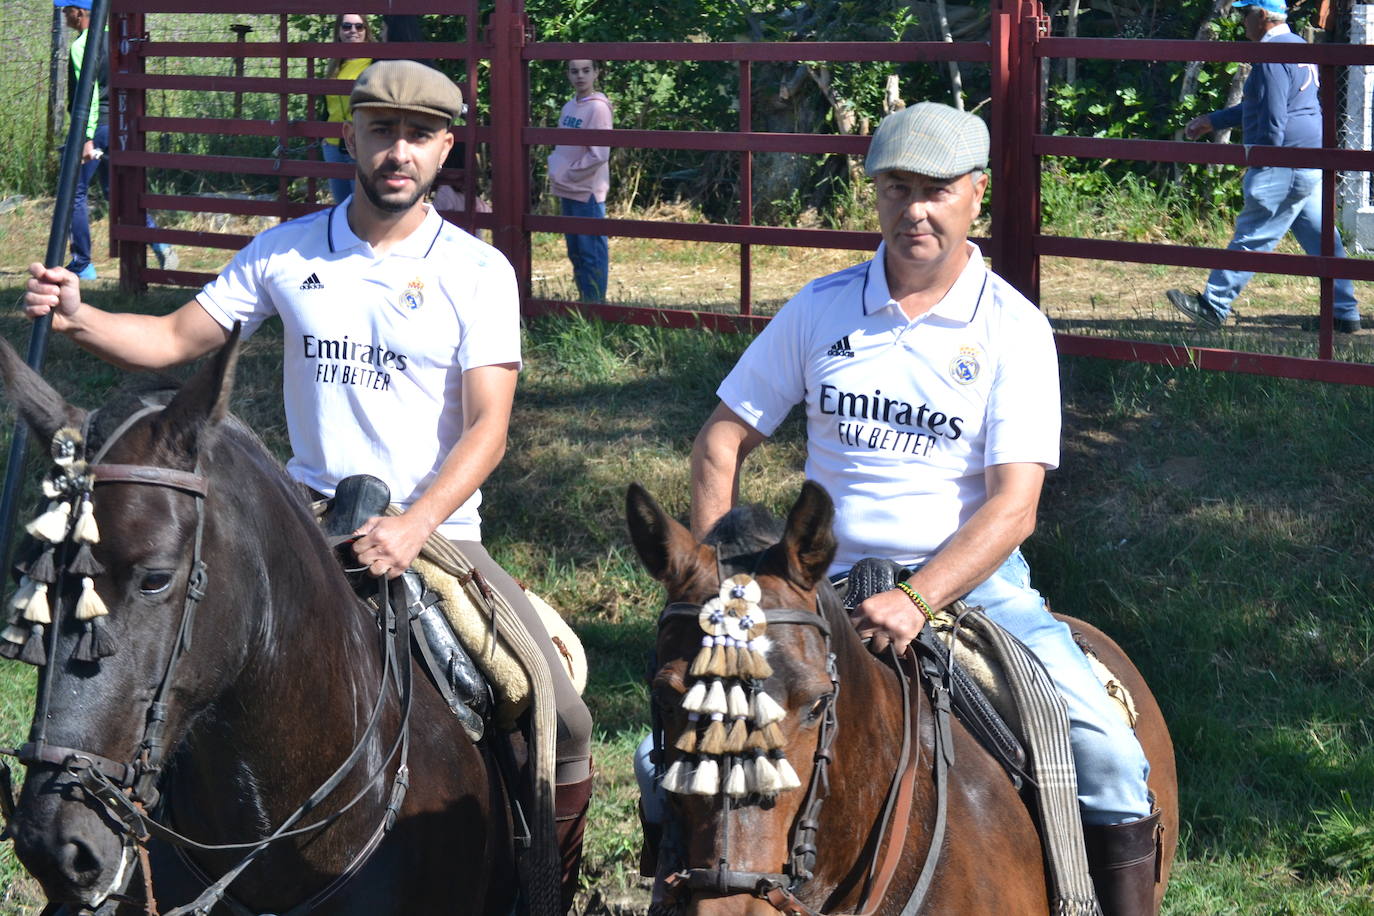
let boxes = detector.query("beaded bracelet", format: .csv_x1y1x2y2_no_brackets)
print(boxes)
895,581,936,622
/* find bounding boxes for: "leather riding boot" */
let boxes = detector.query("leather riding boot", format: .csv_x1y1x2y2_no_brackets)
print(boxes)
555,772,594,914
1084,809,1164,916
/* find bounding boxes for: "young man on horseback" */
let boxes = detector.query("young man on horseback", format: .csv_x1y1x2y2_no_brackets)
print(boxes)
23,59,592,912
687,102,1159,915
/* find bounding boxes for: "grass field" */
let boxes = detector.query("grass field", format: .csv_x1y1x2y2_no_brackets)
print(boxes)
0,200,1372,914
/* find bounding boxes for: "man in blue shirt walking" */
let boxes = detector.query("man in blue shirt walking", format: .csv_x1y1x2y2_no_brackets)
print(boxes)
1168,0,1361,333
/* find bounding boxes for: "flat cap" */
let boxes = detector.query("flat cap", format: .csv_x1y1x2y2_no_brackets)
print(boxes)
350,60,463,124
864,102,989,180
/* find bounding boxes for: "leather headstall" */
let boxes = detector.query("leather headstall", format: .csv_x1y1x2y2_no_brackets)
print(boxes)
656,582,955,916
0,405,416,916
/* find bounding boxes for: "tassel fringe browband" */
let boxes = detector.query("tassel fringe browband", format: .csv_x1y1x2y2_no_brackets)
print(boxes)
663,574,803,799
4,425,114,666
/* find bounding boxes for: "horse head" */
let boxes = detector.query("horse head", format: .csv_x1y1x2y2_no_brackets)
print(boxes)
628,481,851,916
0,329,266,907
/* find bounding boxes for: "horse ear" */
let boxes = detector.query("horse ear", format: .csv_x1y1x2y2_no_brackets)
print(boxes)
780,480,837,590
626,483,699,587
155,323,241,463
0,335,85,442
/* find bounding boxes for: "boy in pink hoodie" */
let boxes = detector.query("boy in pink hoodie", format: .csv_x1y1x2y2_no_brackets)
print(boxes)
547,59,613,301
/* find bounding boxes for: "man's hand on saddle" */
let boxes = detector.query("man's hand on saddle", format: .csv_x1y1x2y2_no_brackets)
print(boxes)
351,512,433,579
849,588,927,658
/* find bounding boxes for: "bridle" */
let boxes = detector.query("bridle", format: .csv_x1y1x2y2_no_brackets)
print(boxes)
1,405,415,916
654,566,954,916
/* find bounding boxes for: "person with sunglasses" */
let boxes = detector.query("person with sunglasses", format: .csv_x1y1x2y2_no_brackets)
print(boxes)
321,14,374,205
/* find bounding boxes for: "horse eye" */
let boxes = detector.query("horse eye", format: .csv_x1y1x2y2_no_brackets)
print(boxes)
804,694,832,725
139,572,173,595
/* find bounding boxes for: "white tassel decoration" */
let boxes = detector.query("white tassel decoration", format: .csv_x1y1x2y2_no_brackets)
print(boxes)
724,759,748,797
689,758,720,795
1,622,28,645
702,679,728,715
752,754,781,795
22,583,51,624
72,498,99,544
9,577,36,612
727,683,750,719
774,755,802,790
662,759,690,794
26,501,71,544
752,689,787,726
75,577,108,621
682,680,708,713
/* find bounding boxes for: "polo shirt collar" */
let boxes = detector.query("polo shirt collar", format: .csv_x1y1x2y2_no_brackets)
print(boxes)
327,197,444,258
862,241,988,323
1261,23,1292,41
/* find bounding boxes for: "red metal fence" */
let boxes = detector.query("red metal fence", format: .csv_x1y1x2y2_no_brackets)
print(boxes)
104,0,1374,385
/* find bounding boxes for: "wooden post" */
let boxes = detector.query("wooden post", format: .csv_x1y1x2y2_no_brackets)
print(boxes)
230,23,253,121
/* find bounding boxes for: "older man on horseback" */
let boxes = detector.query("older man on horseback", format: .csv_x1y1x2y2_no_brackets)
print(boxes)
23,59,592,912
686,102,1160,915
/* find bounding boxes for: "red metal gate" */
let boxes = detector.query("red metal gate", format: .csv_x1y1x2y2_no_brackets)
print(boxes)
104,0,1374,385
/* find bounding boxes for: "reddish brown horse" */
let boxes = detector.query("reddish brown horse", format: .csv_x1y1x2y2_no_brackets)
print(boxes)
0,333,516,915
627,481,1177,915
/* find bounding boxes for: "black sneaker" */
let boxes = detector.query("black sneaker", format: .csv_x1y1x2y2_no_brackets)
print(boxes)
1302,316,1362,334
1167,289,1223,328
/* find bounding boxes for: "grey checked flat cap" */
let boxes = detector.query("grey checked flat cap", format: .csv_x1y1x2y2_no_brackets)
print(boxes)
864,102,989,180
351,60,463,124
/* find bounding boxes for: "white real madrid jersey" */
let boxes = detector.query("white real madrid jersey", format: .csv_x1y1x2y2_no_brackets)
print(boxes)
197,200,521,540
717,242,1060,574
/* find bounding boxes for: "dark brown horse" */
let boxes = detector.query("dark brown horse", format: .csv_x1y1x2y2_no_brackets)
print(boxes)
627,482,1177,916
0,332,514,915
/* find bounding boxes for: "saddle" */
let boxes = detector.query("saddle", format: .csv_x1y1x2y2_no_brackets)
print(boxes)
840,559,1028,786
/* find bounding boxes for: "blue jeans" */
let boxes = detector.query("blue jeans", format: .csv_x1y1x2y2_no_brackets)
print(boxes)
559,194,608,302
634,550,1152,827
321,140,355,206
67,123,156,273
1204,166,1360,321
961,550,1152,826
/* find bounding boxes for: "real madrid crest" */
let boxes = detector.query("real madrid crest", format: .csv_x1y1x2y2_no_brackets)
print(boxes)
949,345,981,385
399,277,425,311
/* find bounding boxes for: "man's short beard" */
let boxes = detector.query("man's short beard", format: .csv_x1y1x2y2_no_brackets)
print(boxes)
356,167,433,214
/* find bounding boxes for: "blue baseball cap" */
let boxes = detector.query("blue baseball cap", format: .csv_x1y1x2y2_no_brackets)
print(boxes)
1232,0,1286,13
54,0,94,9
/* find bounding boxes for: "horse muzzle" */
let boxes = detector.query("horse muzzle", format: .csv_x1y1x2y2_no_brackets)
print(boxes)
9,767,136,908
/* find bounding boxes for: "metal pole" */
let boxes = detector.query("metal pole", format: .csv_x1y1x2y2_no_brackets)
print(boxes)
0,0,111,593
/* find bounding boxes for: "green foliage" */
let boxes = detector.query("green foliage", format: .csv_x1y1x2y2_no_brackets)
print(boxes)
1300,792,1374,885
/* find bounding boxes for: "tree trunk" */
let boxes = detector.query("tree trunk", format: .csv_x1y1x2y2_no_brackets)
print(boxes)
1176,0,1233,140
933,0,964,109
1065,0,1082,86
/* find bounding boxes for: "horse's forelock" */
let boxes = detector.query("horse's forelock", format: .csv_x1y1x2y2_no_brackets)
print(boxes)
702,503,781,569
84,380,178,455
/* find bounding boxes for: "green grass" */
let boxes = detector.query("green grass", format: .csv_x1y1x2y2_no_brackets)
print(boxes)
1,269,1373,913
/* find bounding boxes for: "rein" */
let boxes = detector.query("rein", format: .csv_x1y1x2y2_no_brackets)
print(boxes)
0,405,415,916
657,584,955,916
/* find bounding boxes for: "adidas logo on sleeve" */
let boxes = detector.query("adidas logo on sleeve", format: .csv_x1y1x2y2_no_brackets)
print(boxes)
826,335,855,358
299,272,324,290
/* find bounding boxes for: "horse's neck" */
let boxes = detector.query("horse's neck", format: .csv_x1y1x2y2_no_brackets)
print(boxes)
827,605,908,794
184,458,390,826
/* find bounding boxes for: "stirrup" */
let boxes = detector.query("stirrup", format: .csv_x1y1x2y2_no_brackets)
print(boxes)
402,571,490,742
